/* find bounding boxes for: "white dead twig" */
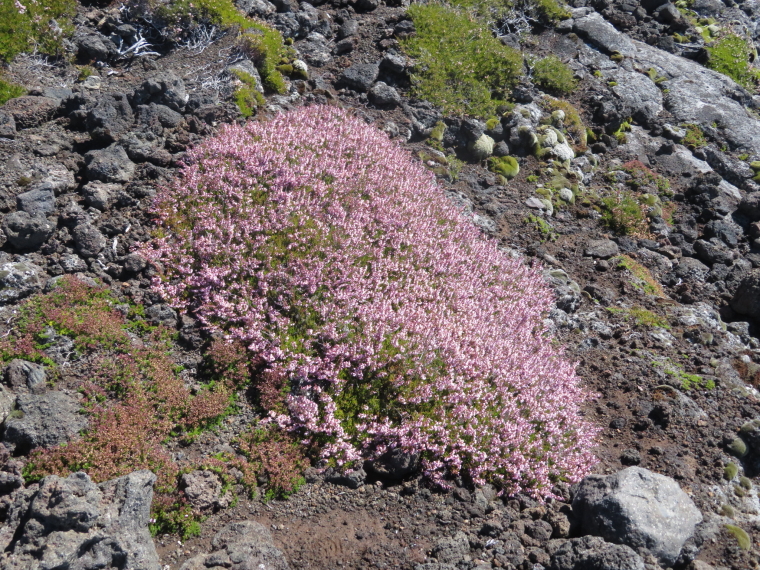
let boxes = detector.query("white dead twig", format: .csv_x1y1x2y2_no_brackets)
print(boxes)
116,31,160,59
180,25,225,54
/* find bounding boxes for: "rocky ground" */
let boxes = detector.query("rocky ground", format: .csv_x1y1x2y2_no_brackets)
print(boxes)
2,0,760,569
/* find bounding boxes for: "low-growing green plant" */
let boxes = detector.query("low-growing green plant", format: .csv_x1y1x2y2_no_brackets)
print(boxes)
705,34,757,90
600,192,649,236
402,3,522,117
607,307,669,329
0,76,24,105
531,55,577,94
0,0,77,62
231,69,265,118
724,462,739,481
652,358,714,390
619,160,670,194
524,214,557,242
681,123,707,149
615,255,665,297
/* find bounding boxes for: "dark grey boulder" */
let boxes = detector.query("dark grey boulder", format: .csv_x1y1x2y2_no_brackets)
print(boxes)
236,0,276,18
72,223,107,258
2,211,55,251
59,253,88,274
0,259,44,304
4,359,46,394
0,470,160,569
146,303,178,328
123,253,147,275
731,269,760,319
340,63,379,92
0,111,16,139
368,447,421,480
16,187,55,218
181,470,232,511
180,521,290,570
674,257,709,282
381,52,406,74
76,32,118,61
85,145,135,183
120,131,172,166
324,467,366,489
3,392,88,453
1,96,59,129
136,102,184,131
584,239,619,259
738,192,760,221
550,536,644,570
432,532,470,563
693,238,733,265
572,467,702,566
369,82,401,107
85,94,134,143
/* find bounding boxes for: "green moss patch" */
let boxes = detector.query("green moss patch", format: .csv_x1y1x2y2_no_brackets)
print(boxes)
705,34,758,90
488,156,520,179
0,77,24,105
402,3,522,117
532,55,577,94
0,0,76,62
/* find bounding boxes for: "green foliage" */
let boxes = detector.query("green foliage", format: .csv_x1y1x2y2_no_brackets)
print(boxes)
724,462,738,481
607,307,669,329
541,98,587,149
231,69,265,118
0,76,24,105
488,156,519,179
532,55,577,94
524,214,557,242
142,0,289,95
739,475,752,490
236,426,307,498
600,192,648,236
0,0,76,62
705,34,757,89
681,123,707,149
402,3,522,117
725,524,751,550
615,255,665,297
530,0,571,22
652,358,714,390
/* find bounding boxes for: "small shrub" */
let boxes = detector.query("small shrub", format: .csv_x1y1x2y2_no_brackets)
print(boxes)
402,3,522,117
0,76,24,105
620,160,670,194
0,0,76,62
705,34,757,89
236,427,307,497
723,462,738,481
531,55,577,94
142,105,599,496
600,192,649,236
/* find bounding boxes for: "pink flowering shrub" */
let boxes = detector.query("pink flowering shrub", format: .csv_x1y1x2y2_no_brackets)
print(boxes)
142,105,598,497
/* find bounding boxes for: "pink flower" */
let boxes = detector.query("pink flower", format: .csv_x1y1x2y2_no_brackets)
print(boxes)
15,0,27,14
142,105,599,497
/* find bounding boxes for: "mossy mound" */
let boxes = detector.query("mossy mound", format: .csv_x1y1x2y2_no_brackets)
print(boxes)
488,156,520,179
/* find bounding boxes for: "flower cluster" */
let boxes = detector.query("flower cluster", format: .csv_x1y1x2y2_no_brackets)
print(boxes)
143,105,599,496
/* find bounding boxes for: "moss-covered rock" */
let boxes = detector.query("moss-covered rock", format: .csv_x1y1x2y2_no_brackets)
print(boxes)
469,134,495,161
487,156,519,179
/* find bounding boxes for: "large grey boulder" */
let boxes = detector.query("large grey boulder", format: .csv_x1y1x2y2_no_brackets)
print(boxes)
573,12,760,156
339,63,379,92
85,94,135,143
180,521,290,570
72,223,107,258
550,536,645,570
572,467,702,566
16,187,55,218
3,392,88,453
0,470,160,570
4,359,46,394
